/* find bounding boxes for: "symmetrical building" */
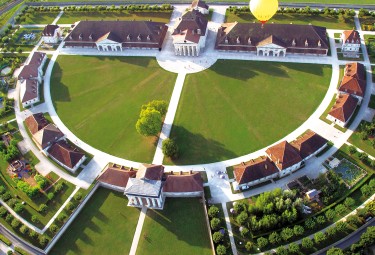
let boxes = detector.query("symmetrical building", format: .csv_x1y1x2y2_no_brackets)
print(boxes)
233,130,327,190
190,0,209,14
64,20,168,51
18,52,47,107
98,163,204,210
172,10,208,56
42,24,61,44
327,93,358,127
47,140,86,173
341,29,361,58
215,22,329,56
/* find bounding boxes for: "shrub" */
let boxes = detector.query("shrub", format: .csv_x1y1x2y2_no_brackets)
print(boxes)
210,218,221,230
327,247,344,255
326,226,337,237
34,175,48,189
240,227,249,237
14,203,24,213
17,181,39,197
47,192,54,200
301,237,314,249
0,185,6,194
14,247,29,255
314,232,326,244
293,225,304,236
0,207,7,217
74,192,83,201
325,209,335,221
54,183,63,192
5,214,13,222
1,192,11,201
31,215,39,223
347,215,362,227
212,231,224,243
66,202,75,211
236,211,248,225
208,206,219,218
57,212,67,222
280,227,294,242
49,224,59,234
8,198,17,208
19,224,28,235
316,215,326,225
0,234,12,246
245,241,254,251
162,138,179,159
233,202,246,213
269,232,281,245
335,204,347,215
276,246,288,255
38,204,48,213
288,242,300,253
11,219,20,229
304,217,316,230
39,235,49,247
257,237,269,249
335,221,348,233
216,244,226,255
29,230,37,239
348,145,357,154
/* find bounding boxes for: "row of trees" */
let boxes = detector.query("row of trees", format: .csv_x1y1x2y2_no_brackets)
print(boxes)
208,205,229,255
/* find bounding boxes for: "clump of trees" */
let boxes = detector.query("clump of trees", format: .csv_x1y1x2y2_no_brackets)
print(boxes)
136,100,168,136
162,138,179,159
0,139,20,162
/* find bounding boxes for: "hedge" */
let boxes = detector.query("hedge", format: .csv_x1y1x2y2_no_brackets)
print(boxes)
14,246,30,255
0,234,12,246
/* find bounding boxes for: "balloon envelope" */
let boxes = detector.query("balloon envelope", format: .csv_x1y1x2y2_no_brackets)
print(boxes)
249,0,279,24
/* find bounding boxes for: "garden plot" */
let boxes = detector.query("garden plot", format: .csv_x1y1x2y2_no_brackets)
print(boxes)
333,159,367,188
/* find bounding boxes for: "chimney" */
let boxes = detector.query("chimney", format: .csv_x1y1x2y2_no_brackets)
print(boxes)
179,171,183,175
305,39,308,47
292,39,296,47
248,37,251,45
225,37,228,44
197,29,201,35
171,170,173,175
318,40,321,47
189,170,193,174
236,36,240,44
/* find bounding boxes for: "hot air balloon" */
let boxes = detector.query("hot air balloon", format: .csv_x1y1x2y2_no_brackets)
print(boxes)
249,0,279,25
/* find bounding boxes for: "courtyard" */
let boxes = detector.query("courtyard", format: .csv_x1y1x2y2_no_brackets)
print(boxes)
50,188,140,255
167,60,331,164
50,56,177,162
137,198,212,255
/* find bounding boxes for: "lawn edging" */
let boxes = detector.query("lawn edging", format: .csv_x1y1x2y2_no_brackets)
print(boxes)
44,183,99,254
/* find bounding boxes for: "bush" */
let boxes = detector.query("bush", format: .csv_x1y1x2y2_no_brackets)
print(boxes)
0,185,6,194
212,231,224,243
54,183,63,192
208,206,219,218
14,247,29,255
236,211,248,225
325,209,335,221
348,145,357,154
14,203,24,213
216,244,226,255
316,215,326,225
162,138,179,159
57,212,67,222
66,202,76,211
335,204,347,215
293,225,304,236
288,242,300,253
347,215,362,227
5,214,13,222
210,218,221,230
1,192,11,201
327,247,344,255
38,204,48,213
257,237,269,249
31,215,39,223
17,181,39,197
301,237,314,249
276,246,288,255
34,175,48,189
240,227,249,237
74,192,83,201
304,217,316,230
49,224,59,234
29,230,37,239
269,232,281,245
47,192,54,201
0,234,12,246
314,232,326,244
0,207,7,217
11,219,20,229
245,241,254,251
19,224,28,235
8,198,17,208
39,235,49,247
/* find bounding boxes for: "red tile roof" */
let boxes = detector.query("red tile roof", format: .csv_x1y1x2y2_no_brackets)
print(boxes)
42,25,59,36
342,30,360,44
344,62,365,80
25,113,49,134
98,165,137,188
163,172,203,192
234,157,279,185
136,164,164,180
21,79,38,104
291,130,328,159
191,0,209,10
339,75,366,97
47,140,85,169
328,94,358,123
18,65,38,80
172,10,208,44
266,141,302,170
33,123,64,149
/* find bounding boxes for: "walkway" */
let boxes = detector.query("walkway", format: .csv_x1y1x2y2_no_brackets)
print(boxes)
129,207,147,255
222,202,238,255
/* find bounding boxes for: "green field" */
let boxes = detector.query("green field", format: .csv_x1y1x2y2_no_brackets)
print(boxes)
50,188,140,255
19,11,59,25
137,198,212,255
167,60,331,165
348,121,375,157
50,56,176,163
58,10,172,24
225,12,354,30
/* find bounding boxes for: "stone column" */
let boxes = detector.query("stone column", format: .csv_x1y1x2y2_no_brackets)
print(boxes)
152,198,156,207
137,197,143,206
157,198,161,207
183,46,186,56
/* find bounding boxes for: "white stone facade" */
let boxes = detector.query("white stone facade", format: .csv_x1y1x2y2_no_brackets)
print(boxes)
257,44,286,57
42,27,61,44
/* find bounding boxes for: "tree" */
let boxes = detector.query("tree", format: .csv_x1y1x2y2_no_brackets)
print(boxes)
326,226,337,237
347,215,361,227
14,203,24,213
316,215,326,225
245,241,254,251
280,227,294,242
162,138,179,159
335,204,347,216
208,206,219,218
327,247,344,255
136,108,162,136
314,232,326,244
233,202,247,213
49,224,59,234
240,227,249,238
141,100,168,116
276,246,288,255
213,231,224,243
361,184,372,197
31,215,39,223
74,192,83,201
304,217,316,230
236,211,248,225
210,218,221,230
0,207,6,217
269,232,281,245
348,145,357,154
47,192,54,201
39,235,49,247
19,224,28,235
335,221,348,233
325,209,336,221
288,242,300,254
293,225,304,236
57,213,67,223
66,202,76,211
11,219,20,229
216,244,226,255
29,230,37,239
301,237,313,249
359,226,375,247
257,237,268,249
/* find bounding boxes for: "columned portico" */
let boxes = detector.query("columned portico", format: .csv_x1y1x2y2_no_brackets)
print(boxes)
175,44,200,57
256,45,286,57
96,43,122,52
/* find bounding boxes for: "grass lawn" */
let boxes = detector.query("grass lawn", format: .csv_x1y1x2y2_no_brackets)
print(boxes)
19,11,59,25
167,60,331,165
51,56,176,163
58,10,172,24
365,35,375,63
50,188,139,254
137,198,212,255
348,120,375,157
225,12,354,30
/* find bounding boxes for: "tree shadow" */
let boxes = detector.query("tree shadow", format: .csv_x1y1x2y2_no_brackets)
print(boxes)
50,61,71,108
169,125,237,165
82,55,153,68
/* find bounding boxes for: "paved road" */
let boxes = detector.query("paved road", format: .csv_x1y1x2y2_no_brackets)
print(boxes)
0,0,22,16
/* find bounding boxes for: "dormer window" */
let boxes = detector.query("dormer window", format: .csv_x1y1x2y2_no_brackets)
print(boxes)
127,34,131,40
69,35,72,40
197,29,201,35
248,37,251,45
292,39,296,47
89,34,93,40
79,33,83,40
147,35,151,41
318,40,321,47
137,34,141,41
224,37,228,44
305,39,308,47
236,36,240,44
